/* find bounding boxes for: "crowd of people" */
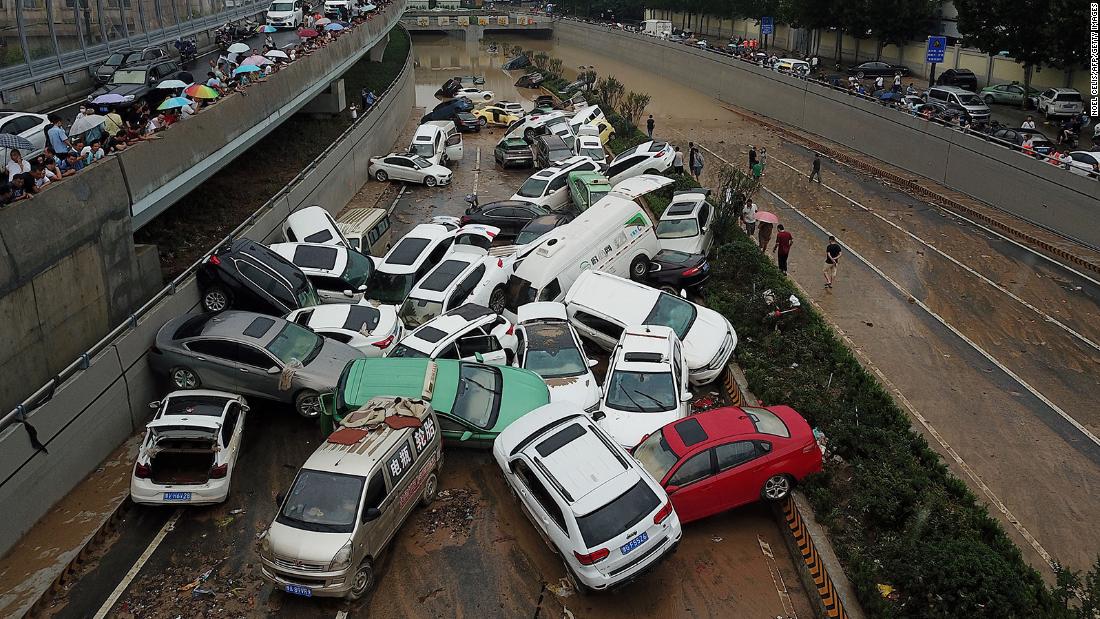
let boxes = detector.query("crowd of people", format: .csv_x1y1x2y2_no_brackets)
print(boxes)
1,0,394,207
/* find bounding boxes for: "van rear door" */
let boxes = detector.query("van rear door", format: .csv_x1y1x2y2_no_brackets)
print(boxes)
609,174,675,200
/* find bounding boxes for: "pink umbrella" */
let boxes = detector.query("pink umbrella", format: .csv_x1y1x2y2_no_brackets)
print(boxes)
756,211,779,224
242,55,273,66
298,28,320,37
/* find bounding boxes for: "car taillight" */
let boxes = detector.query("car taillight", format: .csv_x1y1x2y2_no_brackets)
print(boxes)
461,215,472,224
134,462,151,479
207,254,221,266
653,499,674,524
682,265,702,277
210,463,229,479
573,548,610,565
505,324,514,336
371,335,395,349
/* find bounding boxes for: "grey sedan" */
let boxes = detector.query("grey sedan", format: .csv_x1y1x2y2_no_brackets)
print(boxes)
149,311,365,418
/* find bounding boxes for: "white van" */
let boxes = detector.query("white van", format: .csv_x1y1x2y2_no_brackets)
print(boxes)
409,121,463,167
501,175,673,321
337,207,393,256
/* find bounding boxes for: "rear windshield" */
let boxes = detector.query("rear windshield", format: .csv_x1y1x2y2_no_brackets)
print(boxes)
367,270,416,304
576,479,660,547
634,430,678,482
656,218,700,239
523,323,587,378
744,407,791,437
1056,92,1082,102
643,294,697,339
163,395,227,417
517,176,550,198
398,297,444,329
387,237,432,266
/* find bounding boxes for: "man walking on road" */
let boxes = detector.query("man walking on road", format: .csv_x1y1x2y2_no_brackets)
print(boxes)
823,235,842,288
742,201,758,236
774,224,793,273
646,115,655,138
748,145,757,170
672,146,684,174
809,153,822,183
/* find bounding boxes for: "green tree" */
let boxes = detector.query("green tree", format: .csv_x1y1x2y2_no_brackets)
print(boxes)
956,0,1050,108
867,0,939,59
1045,0,1089,71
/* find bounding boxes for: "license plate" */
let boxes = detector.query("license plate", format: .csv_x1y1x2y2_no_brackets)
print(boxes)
163,492,191,501
285,584,313,597
620,531,649,555
700,262,710,272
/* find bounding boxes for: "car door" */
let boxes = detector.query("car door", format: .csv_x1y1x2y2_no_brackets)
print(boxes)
456,329,507,364
663,448,719,523
383,157,412,182
234,342,282,396
510,458,570,551
219,401,246,471
713,440,774,509
359,469,396,559
697,202,714,254
184,339,245,392
445,132,463,162
571,309,624,350
544,173,569,208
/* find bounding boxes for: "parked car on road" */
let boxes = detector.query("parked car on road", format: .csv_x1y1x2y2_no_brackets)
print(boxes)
1066,151,1100,177
265,0,304,28
1037,88,1085,119
131,390,249,506
513,302,601,410
285,302,403,357
86,59,181,107
925,85,991,124
151,311,364,417
493,402,683,593
269,242,374,303
935,68,978,92
980,82,1040,107
365,223,455,305
655,189,715,256
605,141,675,185
0,111,49,163
847,61,909,78
633,405,823,523
989,128,1054,155
512,156,601,210
93,46,168,84
197,239,320,315
495,136,535,168
283,205,351,247
388,303,518,364
368,153,453,187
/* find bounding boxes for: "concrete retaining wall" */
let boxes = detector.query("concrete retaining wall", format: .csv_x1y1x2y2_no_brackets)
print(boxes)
553,21,1100,248
0,51,414,559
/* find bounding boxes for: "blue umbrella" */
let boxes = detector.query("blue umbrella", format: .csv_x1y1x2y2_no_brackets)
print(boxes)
0,133,34,151
259,24,277,33
324,23,345,31
157,96,193,110
233,65,262,75
92,93,128,105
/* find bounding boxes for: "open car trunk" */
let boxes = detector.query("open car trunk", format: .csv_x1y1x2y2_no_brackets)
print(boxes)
149,429,217,485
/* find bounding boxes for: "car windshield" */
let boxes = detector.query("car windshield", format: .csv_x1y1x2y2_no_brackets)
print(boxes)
581,147,605,161
277,469,363,533
341,249,374,289
111,69,147,85
386,343,429,358
105,53,125,66
515,228,546,245
265,322,323,365
957,94,981,105
297,285,320,308
366,269,416,304
634,430,679,482
1057,92,1083,102
523,323,587,378
576,479,660,547
398,297,444,329
270,1,293,9
605,370,676,412
744,407,791,437
450,364,502,429
517,176,550,198
643,294,697,339
656,218,700,239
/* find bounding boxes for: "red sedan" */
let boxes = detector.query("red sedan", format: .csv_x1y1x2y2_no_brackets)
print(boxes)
632,405,823,524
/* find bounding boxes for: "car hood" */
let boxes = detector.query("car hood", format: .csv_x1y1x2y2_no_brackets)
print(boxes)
267,521,349,564
657,237,703,254
544,373,601,409
424,163,452,177
597,407,684,450
301,340,366,384
267,9,296,16
490,368,551,433
680,306,735,369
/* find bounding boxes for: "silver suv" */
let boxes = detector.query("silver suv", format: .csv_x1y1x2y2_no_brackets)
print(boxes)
1037,88,1084,119
926,85,991,123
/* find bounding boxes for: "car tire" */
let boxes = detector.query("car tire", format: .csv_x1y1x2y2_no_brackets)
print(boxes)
983,94,994,105
294,389,322,419
419,472,438,508
856,71,864,79
170,367,201,390
375,169,388,182
565,565,590,597
201,286,231,313
346,558,375,600
425,176,437,187
488,286,507,314
524,128,535,142
659,284,679,296
629,255,649,281
478,116,488,126
761,474,792,501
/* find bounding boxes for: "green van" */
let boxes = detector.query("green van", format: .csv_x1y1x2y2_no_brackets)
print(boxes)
567,171,611,213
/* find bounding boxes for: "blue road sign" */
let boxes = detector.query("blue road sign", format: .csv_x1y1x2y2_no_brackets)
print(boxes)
926,36,946,63
761,16,774,35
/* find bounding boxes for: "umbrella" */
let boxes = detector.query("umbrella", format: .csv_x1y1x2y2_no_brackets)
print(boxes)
155,79,189,90
92,93,127,105
258,24,277,33
334,20,351,26
324,23,344,31
264,49,290,59
755,211,779,224
157,96,193,110
297,28,320,37
184,84,220,99
363,3,376,10
0,133,34,151
233,65,262,75
314,17,331,25
69,114,105,135
227,42,250,53
242,55,273,66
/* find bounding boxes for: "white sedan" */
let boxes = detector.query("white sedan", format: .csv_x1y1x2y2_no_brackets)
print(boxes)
514,302,602,410
1066,151,1100,177
456,87,494,101
285,301,403,356
368,153,452,187
0,111,49,163
131,390,249,506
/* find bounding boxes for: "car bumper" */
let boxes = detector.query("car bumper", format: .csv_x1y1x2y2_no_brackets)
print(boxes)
260,558,352,597
576,529,682,590
130,477,230,505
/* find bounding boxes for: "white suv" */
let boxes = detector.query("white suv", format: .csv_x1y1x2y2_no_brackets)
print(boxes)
511,156,600,210
493,402,682,593
366,224,455,306
605,141,675,185
387,303,517,364
514,302,601,410
594,326,691,449
397,249,512,328
1037,88,1084,118
655,190,715,255
269,242,376,303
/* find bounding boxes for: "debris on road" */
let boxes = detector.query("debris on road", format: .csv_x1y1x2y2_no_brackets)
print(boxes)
420,488,478,536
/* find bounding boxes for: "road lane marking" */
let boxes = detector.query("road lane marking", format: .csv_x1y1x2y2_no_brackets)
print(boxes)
335,611,349,619
474,146,481,195
758,537,798,618
92,508,183,619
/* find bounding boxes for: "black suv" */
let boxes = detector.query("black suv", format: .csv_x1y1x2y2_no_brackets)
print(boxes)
94,47,168,84
87,59,181,108
197,239,321,315
534,135,573,169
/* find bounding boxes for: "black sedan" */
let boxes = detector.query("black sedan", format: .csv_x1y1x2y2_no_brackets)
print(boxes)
847,61,909,79
460,200,552,238
515,213,574,246
454,112,481,133
197,239,320,315
643,250,710,294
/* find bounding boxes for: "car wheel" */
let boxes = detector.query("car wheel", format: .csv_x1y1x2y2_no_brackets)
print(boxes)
294,389,322,419
983,94,994,105
629,256,649,281
170,367,201,389
374,169,388,182
761,474,792,501
419,472,438,507
488,286,507,314
478,116,488,126
659,284,679,296
524,128,535,142
484,94,492,100
201,286,230,313
346,559,375,600
856,71,864,79
565,565,590,597
425,176,437,187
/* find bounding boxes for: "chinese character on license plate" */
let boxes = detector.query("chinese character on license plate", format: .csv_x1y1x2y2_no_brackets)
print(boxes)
285,584,313,597
619,531,649,555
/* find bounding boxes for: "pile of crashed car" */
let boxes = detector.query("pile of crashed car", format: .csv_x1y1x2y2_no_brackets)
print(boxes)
131,90,824,602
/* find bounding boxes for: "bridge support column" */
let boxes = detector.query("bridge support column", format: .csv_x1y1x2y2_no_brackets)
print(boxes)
301,78,347,116
368,33,390,62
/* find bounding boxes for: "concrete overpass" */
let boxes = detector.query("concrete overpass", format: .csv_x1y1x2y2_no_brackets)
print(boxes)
401,9,554,43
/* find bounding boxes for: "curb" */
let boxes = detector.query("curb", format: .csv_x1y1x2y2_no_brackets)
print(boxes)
778,495,854,619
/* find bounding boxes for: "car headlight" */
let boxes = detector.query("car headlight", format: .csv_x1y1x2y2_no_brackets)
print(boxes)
329,540,353,571
258,530,272,558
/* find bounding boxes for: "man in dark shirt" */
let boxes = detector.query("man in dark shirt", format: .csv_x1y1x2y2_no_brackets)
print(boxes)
646,114,655,138
773,224,793,273
823,235,842,288
749,145,757,170
809,153,821,183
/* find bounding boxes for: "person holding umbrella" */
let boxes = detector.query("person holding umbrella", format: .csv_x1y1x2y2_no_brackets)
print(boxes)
754,210,779,252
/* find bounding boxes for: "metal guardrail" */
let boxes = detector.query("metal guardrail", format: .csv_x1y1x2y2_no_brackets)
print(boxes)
0,26,411,435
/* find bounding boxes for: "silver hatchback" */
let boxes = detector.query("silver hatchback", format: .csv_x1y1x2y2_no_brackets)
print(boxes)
150,311,365,417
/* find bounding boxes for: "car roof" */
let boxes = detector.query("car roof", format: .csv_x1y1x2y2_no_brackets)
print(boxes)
268,242,348,276
292,303,388,331
408,255,483,300
478,199,541,212
566,270,660,315
614,326,676,371
220,238,307,286
303,397,433,475
663,406,758,455
662,197,704,218
186,311,288,345
380,224,451,271
341,358,445,406
518,301,568,324
401,303,495,351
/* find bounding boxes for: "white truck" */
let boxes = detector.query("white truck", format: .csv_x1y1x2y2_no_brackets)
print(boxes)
643,19,672,38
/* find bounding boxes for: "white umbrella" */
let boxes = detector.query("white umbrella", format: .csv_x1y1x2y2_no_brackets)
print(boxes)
70,114,106,136
227,42,250,54
264,49,289,59
155,79,189,90
242,55,273,66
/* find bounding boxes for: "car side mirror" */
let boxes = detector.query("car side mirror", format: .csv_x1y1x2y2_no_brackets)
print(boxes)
148,400,161,409
587,358,598,368
592,411,606,421
267,366,281,374
361,507,382,522
681,391,693,402
275,492,285,506
459,430,474,442
474,352,485,363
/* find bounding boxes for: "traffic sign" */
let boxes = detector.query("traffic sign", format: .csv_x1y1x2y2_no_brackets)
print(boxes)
761,16,774,35
926,36,946,63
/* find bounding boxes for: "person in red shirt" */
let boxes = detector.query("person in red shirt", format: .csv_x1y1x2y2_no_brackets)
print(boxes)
773,224,793,274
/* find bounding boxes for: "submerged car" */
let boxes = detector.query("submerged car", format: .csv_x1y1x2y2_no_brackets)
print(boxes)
197,239,321,315
513,302,601,410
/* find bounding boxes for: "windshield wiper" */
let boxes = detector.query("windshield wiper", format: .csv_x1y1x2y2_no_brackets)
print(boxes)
633,389,668,410
463,376,502,395
615,388,647,412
